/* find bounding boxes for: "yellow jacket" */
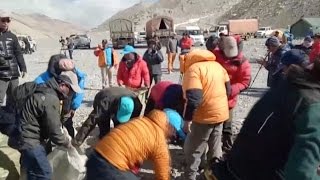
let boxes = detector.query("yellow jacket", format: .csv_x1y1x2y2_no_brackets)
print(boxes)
182,49,230,124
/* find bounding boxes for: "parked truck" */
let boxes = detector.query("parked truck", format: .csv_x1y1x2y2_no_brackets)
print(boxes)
146,16,174,45
205,19,258,40
109,19,135,49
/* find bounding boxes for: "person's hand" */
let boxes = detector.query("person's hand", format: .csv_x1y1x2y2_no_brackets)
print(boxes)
256,59,267,67
21,72,27,78
183,121,192,134
71,139,81,148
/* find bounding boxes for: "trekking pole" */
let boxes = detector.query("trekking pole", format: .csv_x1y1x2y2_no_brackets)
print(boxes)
248,53,269,90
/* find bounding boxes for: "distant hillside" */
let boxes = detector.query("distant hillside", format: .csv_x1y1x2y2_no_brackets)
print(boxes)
0,10,87,39
96,0,320,31
95,0,242,31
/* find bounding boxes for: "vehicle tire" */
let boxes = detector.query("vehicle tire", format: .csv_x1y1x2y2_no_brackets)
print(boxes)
87,45,91,49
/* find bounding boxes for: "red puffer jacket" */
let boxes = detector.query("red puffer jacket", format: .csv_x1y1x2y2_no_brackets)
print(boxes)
117,56,150,88
180,37,193,50
309,41,320,63
213,49,251,109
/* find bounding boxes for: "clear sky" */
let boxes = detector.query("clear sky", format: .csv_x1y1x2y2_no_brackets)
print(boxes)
1,0,157,27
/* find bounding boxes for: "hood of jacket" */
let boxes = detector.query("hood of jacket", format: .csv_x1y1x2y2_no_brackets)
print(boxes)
182,49,216,73
145,110,169,137
47,54,67,77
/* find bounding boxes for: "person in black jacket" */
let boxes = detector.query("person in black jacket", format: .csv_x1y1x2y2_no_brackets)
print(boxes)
73,87,143,147
0,15,27,111
143,40,164,85
66,37,74,59
19,72,81,180
293,36,313,55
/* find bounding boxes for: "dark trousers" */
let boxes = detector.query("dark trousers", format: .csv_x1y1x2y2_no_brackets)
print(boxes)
222,109,234,154
0,78,19,110
150,74,161,85
86,151,139,180
97,117,120,139
68,50,73,59
63,117,75,138
20,145,52,180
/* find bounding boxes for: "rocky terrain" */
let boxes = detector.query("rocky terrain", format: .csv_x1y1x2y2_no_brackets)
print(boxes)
0,10,86,40
97,0,320,31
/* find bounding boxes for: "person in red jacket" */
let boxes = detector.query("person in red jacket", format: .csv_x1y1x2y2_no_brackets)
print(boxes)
208,35,251,155
117,45,150,89
179,33,193,73
309,33,320,63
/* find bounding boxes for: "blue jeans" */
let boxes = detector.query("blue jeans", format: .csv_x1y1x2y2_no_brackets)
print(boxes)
86,151,138,180
20,145,52,180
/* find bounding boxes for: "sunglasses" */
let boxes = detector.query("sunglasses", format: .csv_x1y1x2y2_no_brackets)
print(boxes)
1,17,11,23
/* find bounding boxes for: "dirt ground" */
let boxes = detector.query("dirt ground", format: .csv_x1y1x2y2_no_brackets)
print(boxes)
17,36,272,179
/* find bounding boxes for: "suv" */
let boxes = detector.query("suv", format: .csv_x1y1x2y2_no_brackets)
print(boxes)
71,34,91,49
254,27,273,38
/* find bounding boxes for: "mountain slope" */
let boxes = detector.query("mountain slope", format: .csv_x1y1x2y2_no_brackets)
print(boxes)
96,0,242,31
0,10,86,39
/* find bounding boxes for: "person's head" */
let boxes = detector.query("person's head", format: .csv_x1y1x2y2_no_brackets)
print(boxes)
303,36,313,48
116,96,134,123
164,108,186,141
102,39,108,47
153,35,159,41
313,33,320,43
265,36,281,53
162,84,185,116
147,40,156,50
122,45,137,69
221,36,239,58
171,32,177,39
183,32,189,39
0,14,11,32
47,54,68,77
277,49,309,75
56,71,82,97
206,35,219,51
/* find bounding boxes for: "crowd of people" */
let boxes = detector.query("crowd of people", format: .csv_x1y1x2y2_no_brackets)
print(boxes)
1,12,320,180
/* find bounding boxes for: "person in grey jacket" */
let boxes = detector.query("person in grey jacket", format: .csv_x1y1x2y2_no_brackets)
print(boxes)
18,71,81,180
143,40,164,85
166,33,178,73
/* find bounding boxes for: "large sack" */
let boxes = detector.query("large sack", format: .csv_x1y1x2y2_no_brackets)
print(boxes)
47,146,87,180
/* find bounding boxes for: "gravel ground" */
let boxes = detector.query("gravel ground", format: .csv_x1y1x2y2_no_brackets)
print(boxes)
20,37,272,179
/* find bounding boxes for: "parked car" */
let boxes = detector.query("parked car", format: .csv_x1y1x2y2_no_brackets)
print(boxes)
254,27,273,38
137,31,147,44
71,34,91,49
17,35,37,52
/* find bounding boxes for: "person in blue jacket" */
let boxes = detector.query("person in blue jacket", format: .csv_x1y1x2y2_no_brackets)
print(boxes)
34,54,86,138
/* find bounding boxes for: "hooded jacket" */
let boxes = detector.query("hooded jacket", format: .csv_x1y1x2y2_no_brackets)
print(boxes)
95,110,171,180
182,49,230,124
34,54,86,110
143,49,164,75
117,54,150,88
213,49,251,109
0,30,26,78
19,78,69,149
266,46,287,87
227,66,320,180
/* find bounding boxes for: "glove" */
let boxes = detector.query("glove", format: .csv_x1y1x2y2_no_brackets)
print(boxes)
21,72,27,78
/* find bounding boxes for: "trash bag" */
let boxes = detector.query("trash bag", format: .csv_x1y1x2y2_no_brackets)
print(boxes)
47,146,87,180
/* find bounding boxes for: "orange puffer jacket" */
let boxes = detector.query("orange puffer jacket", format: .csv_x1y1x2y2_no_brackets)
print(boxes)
95,110,171,180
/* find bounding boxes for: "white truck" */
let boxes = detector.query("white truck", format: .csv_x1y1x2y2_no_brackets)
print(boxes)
254,27,273,38
175,26,205,46
204,25,228,40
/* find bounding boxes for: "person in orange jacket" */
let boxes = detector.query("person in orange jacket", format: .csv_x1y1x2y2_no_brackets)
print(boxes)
94,39,119,88
86,109,186,180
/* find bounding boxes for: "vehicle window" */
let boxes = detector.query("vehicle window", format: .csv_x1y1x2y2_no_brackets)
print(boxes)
189,30,200,35
139,32,146,36
79,35,88,38
259,28,266,31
